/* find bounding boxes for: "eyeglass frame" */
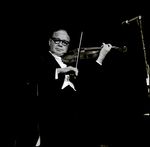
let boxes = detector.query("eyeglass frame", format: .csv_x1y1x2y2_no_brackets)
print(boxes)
51,37,70,46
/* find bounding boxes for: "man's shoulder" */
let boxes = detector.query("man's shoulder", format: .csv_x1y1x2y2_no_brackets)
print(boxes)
36,52,60,71
37,52,54,63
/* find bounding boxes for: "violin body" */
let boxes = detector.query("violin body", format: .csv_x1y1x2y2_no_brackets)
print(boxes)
62,47,101,64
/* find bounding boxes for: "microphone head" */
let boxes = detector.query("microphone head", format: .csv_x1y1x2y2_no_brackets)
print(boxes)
121,20,130,25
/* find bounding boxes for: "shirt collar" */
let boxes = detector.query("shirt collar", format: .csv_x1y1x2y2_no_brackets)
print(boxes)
49,50,67,68
49,51,62,60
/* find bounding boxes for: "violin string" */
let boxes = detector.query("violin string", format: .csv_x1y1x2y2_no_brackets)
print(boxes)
76,31,83,68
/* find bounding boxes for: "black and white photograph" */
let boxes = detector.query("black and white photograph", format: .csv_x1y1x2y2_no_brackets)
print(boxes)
3,1,150,147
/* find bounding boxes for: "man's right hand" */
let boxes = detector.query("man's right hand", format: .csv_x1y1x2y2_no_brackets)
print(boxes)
57,66,79,76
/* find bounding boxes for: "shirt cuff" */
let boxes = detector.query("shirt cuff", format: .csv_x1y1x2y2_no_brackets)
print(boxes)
96,60,102,65
55,69,58,79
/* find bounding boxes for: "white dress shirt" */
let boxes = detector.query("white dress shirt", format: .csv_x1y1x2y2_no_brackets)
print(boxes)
49,51,76,91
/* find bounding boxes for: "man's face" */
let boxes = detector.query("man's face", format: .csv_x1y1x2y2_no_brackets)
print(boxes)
49,30,70,57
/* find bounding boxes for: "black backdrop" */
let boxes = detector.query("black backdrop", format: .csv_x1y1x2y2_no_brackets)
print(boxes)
3,1,150,146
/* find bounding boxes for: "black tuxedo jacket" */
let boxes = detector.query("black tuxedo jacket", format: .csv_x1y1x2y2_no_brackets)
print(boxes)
36,52,110,147
36,51,103,98
37,52,69,98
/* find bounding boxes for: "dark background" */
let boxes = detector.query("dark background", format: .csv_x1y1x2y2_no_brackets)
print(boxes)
6,2,150,66
3,1,150,146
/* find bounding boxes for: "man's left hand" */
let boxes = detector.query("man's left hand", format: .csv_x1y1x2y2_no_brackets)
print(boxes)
96,43,112,65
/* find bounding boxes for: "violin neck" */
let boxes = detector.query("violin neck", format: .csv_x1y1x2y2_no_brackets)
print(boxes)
81,46,103,51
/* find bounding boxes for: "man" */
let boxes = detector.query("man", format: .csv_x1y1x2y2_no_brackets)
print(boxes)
37,29,112,147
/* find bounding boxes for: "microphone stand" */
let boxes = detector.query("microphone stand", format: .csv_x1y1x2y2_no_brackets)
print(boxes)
138,16,149,91
122,16,149,91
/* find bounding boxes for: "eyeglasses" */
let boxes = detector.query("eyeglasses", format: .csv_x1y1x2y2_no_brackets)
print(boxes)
51,37,70,46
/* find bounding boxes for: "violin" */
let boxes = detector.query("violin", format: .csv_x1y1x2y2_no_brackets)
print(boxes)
62,46,127,64
63,31,127,79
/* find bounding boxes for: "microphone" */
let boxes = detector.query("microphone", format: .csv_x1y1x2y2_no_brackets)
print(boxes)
121,15,142,25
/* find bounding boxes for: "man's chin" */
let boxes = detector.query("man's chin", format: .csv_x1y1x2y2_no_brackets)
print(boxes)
56,51,65,57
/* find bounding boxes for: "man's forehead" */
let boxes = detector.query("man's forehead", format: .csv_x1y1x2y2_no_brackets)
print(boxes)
52,30,70,41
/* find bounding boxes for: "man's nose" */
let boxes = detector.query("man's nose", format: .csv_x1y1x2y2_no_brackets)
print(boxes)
58,41,63,47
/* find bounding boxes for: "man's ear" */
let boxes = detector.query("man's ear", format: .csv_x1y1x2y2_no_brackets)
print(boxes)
49,39,51,46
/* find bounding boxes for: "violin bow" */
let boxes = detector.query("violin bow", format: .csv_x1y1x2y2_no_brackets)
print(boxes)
76,31,83,68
